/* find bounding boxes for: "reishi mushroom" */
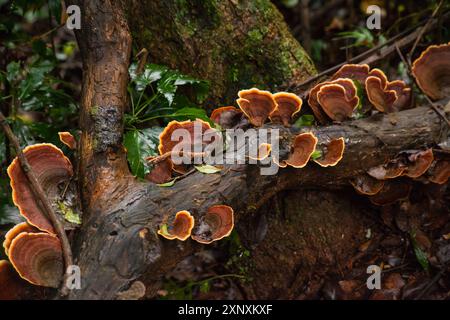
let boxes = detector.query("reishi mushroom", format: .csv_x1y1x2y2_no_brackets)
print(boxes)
157,210,195,241
7,143,74,234
237,88,277,127
191,205,234,244
3,222,38,256
8,232,63,288
412,42,450,100
283,132,318,168
269,92,303,127
58,132,77,150
313,137,345,167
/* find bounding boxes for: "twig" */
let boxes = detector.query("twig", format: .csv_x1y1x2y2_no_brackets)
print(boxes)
0,112,73,296
407,1,443,66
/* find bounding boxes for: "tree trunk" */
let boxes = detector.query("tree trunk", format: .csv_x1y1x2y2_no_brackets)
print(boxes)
64,0,449,300
126,0,316,109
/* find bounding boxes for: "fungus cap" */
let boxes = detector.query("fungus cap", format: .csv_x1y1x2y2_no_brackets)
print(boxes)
210,106,243,128
403,149,434,178
237,88,277,127
313,137,345,167
145,157,174,184
157,210,195,241
350,174,385,195
284,132,318,168
58,132,76,150
7,143,73,234
269,92,303,127
249,143,272,161
429,159,450,184
191,205,234,244
317,83,359,121
369,179,412,205
8,232,63,288
3,222,38,256
331,64,370,83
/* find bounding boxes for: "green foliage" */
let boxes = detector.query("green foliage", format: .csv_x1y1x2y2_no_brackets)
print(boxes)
310,150,322,160
294,114,315,127
336,27,386,49
194,164,221,174
410,231,430,273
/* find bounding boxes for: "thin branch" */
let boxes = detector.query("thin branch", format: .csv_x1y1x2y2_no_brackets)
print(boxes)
0,112,73,296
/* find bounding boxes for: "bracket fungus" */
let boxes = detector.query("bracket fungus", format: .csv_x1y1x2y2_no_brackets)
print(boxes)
283,132,318,168
237,88,277,127
428,159,450,184
402,149,434,178
317,82,359,121
369,179,412,206
191,205,234,244
7,143,75,234
8,232,63,288
210,106,243,129
350,174,385,196
313,137,345,167
269,92,303,127
249,143,272,161
0,260,38,300
158,119,215,174
145,157,174,184
412,42,450,100
331,64,371,84
157,210,195,241
58,132,77,150
367,160,406,180
3,222,38,256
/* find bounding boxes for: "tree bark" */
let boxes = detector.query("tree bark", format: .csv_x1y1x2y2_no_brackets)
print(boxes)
126,0,316,109
66,0,449,300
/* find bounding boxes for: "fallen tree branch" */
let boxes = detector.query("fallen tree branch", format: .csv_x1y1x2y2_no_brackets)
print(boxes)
0,112,73,296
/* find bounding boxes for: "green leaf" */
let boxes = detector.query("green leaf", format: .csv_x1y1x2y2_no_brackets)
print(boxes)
195,165,221,174
294,114,315,127
310,150,322,160
157,179,176,187
129,63,169,91
199,281,210,294
6,61,20,82
411,232,430,273
58,202,82,225
123,127,162,178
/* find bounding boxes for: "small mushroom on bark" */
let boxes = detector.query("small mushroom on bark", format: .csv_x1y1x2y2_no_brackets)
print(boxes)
191,205,234,244
58,132,77,150
249,143,272,161
428,159,450,184
367,160,406,180
157,210,195,241
369,179,412,206
237,88,277,127
402,149,434,178
269,92,303,127
350,174,385,195
8,232,63,288
313,137,345,167
145,157,174,184
3,222,38,256
317,83,359,121
210,106,243,129
412,42,450,100
7,143,74,234
331,64,370,84
283,132,318,168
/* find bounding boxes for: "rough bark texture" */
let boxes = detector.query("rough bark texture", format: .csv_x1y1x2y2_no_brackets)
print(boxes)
66,0,449,300
127,0,316,109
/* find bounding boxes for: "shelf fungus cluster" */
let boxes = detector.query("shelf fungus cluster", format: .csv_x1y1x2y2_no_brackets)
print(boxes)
2,143,81,289
157,205,234,244
308,64,412,123
351,149,450,206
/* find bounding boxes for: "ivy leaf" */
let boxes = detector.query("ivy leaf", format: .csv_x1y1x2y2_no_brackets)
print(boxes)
195,165,221,174
294,114,315,127
123,127,162,179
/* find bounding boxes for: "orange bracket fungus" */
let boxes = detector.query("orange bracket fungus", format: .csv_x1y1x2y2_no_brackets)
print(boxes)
367,160,406,180
249,143,272,161
313,137,345,167
210,106,243,129
269,92,303,127
157,210,195,241
369,179,412,206
0,260,37,300
317,83,359,121
237,88,277,127
428,159,450,184
145,157,174,184
284,132,318,168
402,149,434,178
3,222,38,256
350,174,385,196
191,205,234,244
331,64,371,83
58,132,77,150
412,42,450,100
7,143,75,234
8,232,63,288
158,119,215,174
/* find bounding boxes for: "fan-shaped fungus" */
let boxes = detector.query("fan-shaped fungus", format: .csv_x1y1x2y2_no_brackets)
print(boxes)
412,42,450,100
369,179,412,206
317,83,359,121
367,160,406,180
313,137,345,167
157,210,195,241
0,260,38,300
191,205,234,244
350,174,385,195
284,132,318,168
7,143,73,234
3,222,38,256
8,232,63,288
145,157,174,184
331,64,370,83
237,88,277,127
58,132,77,150
210,106,243,129
429,159,450,184
403,149,434,178
269,92,303,127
